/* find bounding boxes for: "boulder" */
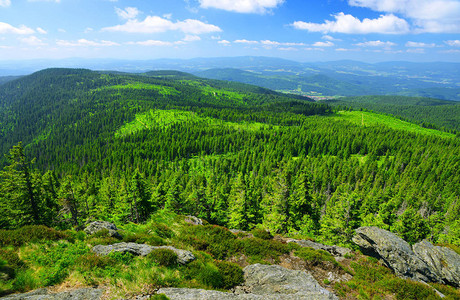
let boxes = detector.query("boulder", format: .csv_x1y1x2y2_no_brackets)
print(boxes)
84,221,122,239
1,288,103,300
352,227,440,283
413,240,460,287
184,216,203,226
287,239,351,257
158,264,338,300
92,242,195,265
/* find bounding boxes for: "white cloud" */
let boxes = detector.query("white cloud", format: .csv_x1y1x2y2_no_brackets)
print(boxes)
445,40,460,46
127,40,185,46
234,39,259,44
440,49,460,53
261,40,305,46
348,0,460,33
0,22,35,35
36,27,47,34
183,35,201,42
0,0,11,7
322,35,341,41
58,28,66,33
355,40,396,47
103,16,221,34
406,48,425,53
313,41,334,47
292,13,409,34
84,27,94,33
28,0,60,2
115,7,140,20
218,39,230,45
199,0,284,14
19,36,46,46
405,41,435,47
279,47,298,51
57,39,119,47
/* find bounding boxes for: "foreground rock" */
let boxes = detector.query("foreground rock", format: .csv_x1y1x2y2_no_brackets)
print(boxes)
84,221,122,239
158,263,338,299
286,239,351,258
1,288,103,300
353,226,460,287
184,216,204,225
92,242,195,265
413,240,460,287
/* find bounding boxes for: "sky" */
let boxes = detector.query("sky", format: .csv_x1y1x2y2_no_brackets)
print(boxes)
0,0,460,62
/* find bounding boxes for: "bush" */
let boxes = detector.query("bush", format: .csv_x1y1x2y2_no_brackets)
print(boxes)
153,223,174,239
387,278,438,300
216,261,244,289
76,253,114,272
0,249,25,271
197,264,224,289
240,238,290,262
251,229,273,240
0,226,71,247
294,247,338,266
148,249,177,267
122,232,164,246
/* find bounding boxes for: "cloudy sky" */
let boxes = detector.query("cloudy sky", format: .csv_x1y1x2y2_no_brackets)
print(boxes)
1,0,460,62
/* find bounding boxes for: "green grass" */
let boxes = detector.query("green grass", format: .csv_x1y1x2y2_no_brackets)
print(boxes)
94,82,180,96
115,109,276,138
333,111,455,138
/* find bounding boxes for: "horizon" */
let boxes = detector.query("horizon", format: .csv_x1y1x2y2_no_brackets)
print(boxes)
1,0,459,63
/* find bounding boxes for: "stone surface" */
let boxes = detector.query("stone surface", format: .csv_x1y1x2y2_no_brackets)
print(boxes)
84,221,122,239
1,288,103,300
286,239,352,257
353,227,440,283
413,240,460,287
92,242,195,265
158,264,338,300
184,216,203,226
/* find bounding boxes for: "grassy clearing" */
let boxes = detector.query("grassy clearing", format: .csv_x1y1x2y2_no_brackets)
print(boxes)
334,111,455,138
115,109,276,138
94,83,180,96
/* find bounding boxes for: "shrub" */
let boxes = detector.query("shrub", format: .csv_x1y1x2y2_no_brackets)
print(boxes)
0,249,25,271
197,264,224,289
240,238,290,262
153,223,174,239
148,249,178,267
76,253,114,272
251,229,273,240
122,232,164,246
294,247,338,266
387,278,438,300
0,226,71,247
107,251,134,265
216,261,244,289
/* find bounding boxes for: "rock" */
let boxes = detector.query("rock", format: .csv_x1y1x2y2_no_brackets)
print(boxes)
1,288,103,300
184,216,203,226
230,229,254,239
158,264,338,300
84,221,122,239
92,242,195,265
413,240,460,287
286,239,352,258
353,227,440,283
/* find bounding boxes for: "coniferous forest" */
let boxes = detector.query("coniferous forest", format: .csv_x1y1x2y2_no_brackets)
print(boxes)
0,68,459,298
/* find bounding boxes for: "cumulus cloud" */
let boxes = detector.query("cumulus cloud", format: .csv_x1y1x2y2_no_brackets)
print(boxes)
36,27,47,34
57,39,119,47
405,41,435,47
313,41,334,47
115,7,140,20
348,0,460,33
355,40,396,47
322,35,341,41
218,39,231,44
0,22,35,35
183,35,201,42
103,16,221,34
292,13,410,34
127,40,185,46
19,36,46,46
199,0,284,14
0,0,11,7
261,40,305,46
234,39,259,44
445,40,460,46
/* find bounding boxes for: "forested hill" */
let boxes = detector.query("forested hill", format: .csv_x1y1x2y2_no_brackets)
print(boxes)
0,67,458,255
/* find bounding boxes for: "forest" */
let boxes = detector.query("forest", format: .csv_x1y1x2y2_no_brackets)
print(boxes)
0,68,458,247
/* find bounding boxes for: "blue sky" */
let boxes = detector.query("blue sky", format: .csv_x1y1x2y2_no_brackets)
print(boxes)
0,0,459,62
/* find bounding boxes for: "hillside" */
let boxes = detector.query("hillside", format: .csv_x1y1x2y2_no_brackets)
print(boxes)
0,68,459,298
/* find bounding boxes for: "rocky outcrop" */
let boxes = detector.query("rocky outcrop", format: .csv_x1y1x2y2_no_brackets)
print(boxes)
286,239,351,258
184,216,203,226
353,226,460,287
413,240,460,287
157,263,338,299
92,242,195,265
1,288,103,300
84,221,122,239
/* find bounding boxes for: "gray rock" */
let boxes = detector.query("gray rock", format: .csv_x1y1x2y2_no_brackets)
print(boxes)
353,227,440,283
413,240,460,287
184,216,203,226
84,221,122,239
158,264,338,300
1,288,103,300
287,239,351,257
92,242,195,265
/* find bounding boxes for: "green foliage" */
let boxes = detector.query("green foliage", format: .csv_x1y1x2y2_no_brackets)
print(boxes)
393,208,430,244
0,225,71,247
147,249,178,267
294,247,338,266
215,261,244,289
251,228,273,240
